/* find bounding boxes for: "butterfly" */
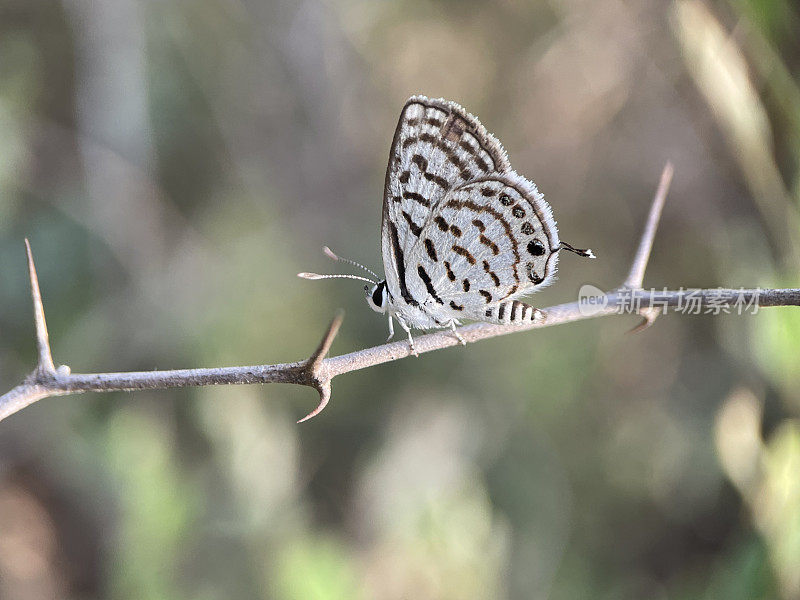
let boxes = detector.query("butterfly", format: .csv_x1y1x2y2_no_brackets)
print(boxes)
300,96,594,354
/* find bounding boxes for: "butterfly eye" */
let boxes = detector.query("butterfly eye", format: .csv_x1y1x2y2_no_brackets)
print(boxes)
499,194,513,206
371,281,386,307
527,239,546,256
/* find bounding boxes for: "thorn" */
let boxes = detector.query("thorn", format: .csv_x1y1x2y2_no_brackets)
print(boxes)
297,311,344,423
297,382,331,424
627,307,661,334
25,239,55,374
624,162,674,289
307,311,344,372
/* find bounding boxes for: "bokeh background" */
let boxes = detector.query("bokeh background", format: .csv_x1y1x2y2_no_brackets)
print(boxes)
1,0,799,598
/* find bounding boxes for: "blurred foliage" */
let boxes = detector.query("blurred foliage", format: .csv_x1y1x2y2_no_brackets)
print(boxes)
1,0,800,599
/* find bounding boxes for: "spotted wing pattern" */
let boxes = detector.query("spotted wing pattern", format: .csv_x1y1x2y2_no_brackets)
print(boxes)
381,96,560,328
416,173,559,324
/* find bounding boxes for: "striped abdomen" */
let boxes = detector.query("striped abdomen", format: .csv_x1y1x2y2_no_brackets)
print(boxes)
485,300,542,325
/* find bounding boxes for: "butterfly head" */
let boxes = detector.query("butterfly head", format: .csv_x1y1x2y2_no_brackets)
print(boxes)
365,280,388,314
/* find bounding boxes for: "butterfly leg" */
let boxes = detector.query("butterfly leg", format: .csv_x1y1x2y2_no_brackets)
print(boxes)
448,320,466,346
396,316,418,356
386,315,395,342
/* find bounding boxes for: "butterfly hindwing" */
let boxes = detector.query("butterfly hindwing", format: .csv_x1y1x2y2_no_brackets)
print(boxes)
410,172,560,321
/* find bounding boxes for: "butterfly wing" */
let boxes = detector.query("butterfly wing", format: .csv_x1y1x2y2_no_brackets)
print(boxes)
380,96,560,326
414,171,561,324
381,96,511,310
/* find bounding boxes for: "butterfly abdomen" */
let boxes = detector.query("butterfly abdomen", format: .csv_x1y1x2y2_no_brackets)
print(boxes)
485,300,540,325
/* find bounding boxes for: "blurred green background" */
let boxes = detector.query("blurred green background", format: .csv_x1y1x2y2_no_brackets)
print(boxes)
1,0,799,598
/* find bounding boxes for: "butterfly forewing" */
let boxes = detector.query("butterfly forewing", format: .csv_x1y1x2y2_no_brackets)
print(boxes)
382,97,509,306
381,96,561,327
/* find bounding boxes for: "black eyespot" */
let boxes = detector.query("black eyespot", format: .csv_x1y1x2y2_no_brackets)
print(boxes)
512,205,525,218
521,222,535,235
499,194,513,206
527,263,543,284
527,239,546,256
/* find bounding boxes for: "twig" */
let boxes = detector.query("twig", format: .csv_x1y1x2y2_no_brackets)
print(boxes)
1,163,799,424
297,311,343,423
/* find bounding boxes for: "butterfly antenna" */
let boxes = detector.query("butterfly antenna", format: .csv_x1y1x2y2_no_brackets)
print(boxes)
323,246,380,280
298,272,377,284
558,241,596,259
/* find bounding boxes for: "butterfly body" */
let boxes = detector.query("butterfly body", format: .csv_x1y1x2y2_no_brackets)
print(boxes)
302,95,593,353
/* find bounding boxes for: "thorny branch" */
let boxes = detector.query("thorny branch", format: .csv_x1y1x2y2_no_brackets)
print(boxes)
2,163,799,424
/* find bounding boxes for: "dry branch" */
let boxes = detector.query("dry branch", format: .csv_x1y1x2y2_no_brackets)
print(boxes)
2,164,799,424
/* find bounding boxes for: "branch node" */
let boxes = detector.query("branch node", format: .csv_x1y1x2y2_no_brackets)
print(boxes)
623,162,674,290
25,239,56,375
297,311,344,422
